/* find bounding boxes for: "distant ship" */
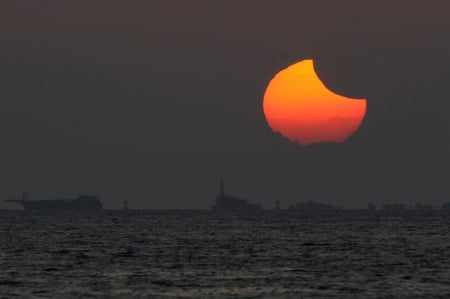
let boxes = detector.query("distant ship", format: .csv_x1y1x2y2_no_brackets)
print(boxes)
5,192,103,211
212,180,262,213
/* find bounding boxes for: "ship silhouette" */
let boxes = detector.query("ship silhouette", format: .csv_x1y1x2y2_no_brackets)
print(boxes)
6,192,103,211
212,180,262,213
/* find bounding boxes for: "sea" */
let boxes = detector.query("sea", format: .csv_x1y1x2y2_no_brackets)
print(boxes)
1,210,450,298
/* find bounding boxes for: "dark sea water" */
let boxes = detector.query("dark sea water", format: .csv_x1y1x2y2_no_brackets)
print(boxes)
1,210,450,298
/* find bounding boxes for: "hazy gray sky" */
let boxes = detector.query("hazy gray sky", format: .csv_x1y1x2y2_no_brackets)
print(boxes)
1,1,449,209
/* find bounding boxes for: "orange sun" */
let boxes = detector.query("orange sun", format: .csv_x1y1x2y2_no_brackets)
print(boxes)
263,59,366,146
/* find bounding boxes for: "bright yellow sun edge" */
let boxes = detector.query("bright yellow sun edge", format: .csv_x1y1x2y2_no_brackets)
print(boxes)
263,59,367,146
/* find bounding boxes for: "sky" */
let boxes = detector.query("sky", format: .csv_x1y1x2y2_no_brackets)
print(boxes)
0,1,449,209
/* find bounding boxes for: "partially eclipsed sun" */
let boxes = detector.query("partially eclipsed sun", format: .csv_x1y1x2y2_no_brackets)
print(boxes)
263,59,366,146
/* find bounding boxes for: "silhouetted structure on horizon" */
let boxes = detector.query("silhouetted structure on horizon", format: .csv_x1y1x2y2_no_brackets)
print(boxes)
368,202,376,212
289,200,337,215
211,180,262,213
363,201,450,216
414,203,433,215
275,199,280,211
5,192,103,211
380,203,407,215
442,202,450,214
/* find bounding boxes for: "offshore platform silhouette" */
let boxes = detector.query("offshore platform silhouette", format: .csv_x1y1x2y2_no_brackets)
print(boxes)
211,180,262,213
